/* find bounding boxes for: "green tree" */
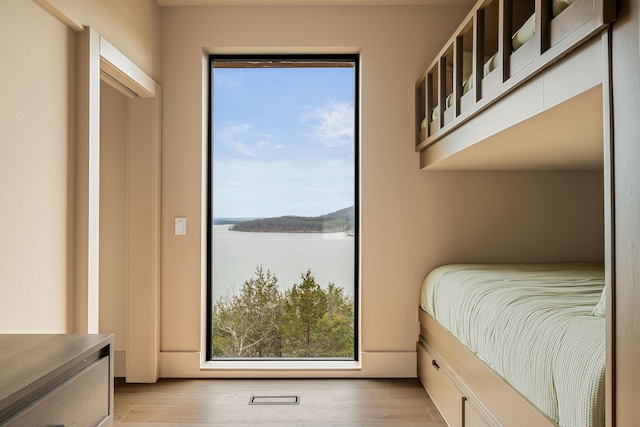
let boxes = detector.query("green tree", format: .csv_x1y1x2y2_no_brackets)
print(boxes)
212,266,283,357
281,270,328,357
211,266,354,359
314,283,354,357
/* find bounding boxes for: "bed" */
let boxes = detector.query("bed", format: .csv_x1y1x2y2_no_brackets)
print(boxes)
417,264,606,427
415,0,616,156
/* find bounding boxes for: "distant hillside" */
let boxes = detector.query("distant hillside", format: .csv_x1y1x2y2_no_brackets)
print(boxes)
230,206,355,233
214,218,259,225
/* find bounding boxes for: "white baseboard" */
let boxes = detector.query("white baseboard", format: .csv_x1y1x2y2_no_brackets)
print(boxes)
158,350,417,378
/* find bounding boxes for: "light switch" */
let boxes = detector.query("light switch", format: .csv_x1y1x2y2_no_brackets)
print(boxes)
175,217,187,235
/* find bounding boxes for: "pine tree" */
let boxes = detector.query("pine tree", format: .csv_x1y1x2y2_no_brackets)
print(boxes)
315,283,354,357
212,266,354,358
212,266,283,357
281,270,328,357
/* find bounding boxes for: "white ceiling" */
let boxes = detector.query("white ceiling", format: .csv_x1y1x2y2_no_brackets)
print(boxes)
156,0,475,6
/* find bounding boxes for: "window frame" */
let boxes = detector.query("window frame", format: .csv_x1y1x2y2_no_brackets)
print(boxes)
205,53,361,364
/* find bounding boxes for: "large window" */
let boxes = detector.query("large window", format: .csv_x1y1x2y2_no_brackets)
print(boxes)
207,55,359,360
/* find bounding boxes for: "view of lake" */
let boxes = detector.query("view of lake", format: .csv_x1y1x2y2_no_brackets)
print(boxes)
212,224,356,302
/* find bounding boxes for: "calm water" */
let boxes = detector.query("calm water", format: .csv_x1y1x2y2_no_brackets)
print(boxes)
212,225,355,302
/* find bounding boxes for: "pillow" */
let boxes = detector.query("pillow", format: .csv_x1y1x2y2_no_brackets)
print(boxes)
553,0,576,17
462,51,473,82
445,92,454,108
483,53,499,77
512,13,536,52
431,106,439,121
462,77,473,95
592,286,606,317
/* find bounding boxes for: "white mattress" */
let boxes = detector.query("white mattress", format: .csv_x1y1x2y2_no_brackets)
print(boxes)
421,263,605,427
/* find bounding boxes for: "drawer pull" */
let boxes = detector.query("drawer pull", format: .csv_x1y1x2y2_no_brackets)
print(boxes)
432,360,440,370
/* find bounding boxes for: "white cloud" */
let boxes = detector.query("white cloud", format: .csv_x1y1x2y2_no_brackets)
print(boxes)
213,72,243,90
301,100,354,148
213,157,354,218
217,123,274,156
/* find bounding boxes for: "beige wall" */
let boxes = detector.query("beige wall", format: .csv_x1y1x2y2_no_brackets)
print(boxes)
0,0,605,377
362,169,603,361
0,0,160,334
159,5,604,377
40,0,161,80
0,0,74,333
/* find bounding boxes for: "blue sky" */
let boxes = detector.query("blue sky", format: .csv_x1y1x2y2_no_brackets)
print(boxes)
212,64,356,219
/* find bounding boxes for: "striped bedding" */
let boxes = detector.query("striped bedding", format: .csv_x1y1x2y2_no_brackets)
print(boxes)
421,263,605,427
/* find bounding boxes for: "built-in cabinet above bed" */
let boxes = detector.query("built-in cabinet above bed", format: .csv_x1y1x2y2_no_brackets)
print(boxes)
415,0,615,170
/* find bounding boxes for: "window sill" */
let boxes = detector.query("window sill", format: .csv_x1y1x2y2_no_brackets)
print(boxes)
201,359,362,371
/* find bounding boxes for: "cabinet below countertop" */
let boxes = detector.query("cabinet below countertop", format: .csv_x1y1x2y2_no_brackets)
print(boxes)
0,334,114,427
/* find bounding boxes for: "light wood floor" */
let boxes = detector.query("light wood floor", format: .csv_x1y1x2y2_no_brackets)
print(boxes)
114,378,447,426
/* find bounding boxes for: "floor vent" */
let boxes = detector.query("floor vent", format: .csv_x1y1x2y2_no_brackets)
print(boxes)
249,395,300,405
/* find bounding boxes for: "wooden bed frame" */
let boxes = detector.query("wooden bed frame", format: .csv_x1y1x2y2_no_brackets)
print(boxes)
415,0,616,152
417,308,559,427
414,2,615,424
